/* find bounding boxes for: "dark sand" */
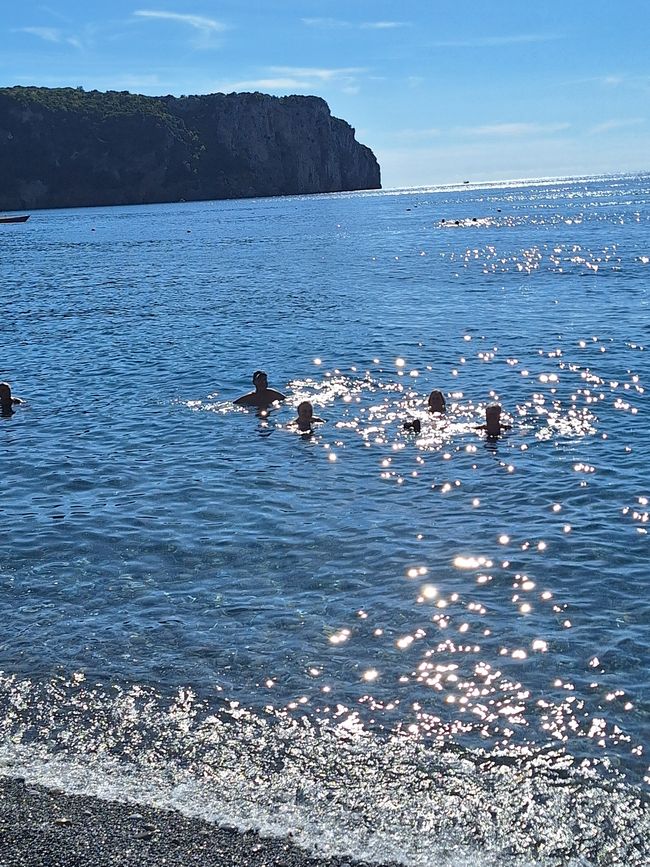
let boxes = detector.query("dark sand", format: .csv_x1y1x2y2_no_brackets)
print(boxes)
0,777,393,867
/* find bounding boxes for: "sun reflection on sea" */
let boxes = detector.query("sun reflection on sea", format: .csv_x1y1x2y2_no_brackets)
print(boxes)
226,330,649,777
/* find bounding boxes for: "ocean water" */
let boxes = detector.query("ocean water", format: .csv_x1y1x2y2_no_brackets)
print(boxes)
1,174,649,865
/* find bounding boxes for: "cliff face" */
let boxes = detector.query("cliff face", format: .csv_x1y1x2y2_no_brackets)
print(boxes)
0,87,381,210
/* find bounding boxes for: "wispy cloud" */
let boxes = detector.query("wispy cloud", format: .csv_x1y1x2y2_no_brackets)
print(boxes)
213,66,366,95
589,118,645,135
431,33,562,48
361,21,410,30
393,127,442,142
459,122,570,138
302,17,410,31
17,26,61,42
573,74,650,94
216,78,306,91
134,10,227,33
267,66,365,81
572,75,625,87
601,75,625,86
301,18,351,29
15,26,83,48
387,122,569,145
133,10,228,46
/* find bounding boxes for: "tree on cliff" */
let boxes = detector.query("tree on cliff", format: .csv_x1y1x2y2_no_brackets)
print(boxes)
0,86,380,210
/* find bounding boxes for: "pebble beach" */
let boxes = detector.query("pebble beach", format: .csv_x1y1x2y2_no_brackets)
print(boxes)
0,777,386,867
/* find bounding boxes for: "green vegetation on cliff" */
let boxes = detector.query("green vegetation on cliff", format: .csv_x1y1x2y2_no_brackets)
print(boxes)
0,86,381,210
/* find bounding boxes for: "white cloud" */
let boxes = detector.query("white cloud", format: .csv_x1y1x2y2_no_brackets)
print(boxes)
15,26,84,49
213,66,366,96
267,66,366,81
376,135,649,189
431,33,562,48
301,18,351,28
589,118,645,135
574,74,650,93
216,78,311,91
572,75,624,87
361,21,410,30
385,122,569,147
133,10,227,35
393,127,442,142
459,122,571,138
302,17,409,31
17,26,62,42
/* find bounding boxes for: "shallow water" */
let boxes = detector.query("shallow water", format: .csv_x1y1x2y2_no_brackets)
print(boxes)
1,174,649,864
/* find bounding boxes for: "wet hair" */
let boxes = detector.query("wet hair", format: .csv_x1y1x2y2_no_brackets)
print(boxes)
427,390,446,413
252,370,267,385
297,401,313,416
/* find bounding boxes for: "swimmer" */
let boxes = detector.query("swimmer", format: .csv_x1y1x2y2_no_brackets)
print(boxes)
234,370,286,409
290,400,324,432
427,390,447,414
403,418,421,434
477,403,511,438
0,382,23,416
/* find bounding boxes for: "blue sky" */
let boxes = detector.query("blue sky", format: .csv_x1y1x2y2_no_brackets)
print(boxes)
2,1,649,187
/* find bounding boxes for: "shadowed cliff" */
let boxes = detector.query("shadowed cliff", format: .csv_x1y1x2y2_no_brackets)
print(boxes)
0,87,381,210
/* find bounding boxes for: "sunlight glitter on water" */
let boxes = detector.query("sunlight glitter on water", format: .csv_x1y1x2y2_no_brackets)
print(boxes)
2,175,649,842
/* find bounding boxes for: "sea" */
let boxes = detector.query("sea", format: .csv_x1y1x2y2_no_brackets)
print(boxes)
1,173,648,866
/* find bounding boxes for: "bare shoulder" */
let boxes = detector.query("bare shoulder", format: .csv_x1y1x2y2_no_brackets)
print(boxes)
233,392,256,406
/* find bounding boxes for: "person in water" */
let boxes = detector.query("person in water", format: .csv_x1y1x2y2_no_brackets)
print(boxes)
403,418,421,434
477,403,511,437
291,401,324,432
427,390,447,414
234,371,286,409
404,389,445,432
0,382,23,415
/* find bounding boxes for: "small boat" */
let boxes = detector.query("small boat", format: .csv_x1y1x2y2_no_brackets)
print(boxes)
0,214,30,224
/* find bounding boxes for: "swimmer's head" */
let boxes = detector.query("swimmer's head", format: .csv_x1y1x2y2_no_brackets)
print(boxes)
252,370,268,389
297,401,313,421
403,418,421,434
485,403,503,434
427,390,446,414
0,382,11,401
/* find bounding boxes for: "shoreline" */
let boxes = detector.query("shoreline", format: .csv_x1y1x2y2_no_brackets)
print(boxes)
0,776,395,867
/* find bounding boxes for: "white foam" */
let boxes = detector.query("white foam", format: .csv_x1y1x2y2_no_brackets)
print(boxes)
0,741,526,867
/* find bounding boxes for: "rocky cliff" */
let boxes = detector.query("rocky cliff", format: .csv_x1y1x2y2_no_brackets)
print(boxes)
0,87,381,210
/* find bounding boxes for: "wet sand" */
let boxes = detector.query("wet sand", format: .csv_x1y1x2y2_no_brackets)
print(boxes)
0,776,393,867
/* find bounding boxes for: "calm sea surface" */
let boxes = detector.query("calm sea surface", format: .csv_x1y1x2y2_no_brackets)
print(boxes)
1,174,649,865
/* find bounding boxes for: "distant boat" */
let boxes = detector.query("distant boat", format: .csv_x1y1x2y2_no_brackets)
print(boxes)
0,214,30,224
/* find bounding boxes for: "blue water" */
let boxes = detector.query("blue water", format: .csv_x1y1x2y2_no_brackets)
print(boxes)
1,174,649,865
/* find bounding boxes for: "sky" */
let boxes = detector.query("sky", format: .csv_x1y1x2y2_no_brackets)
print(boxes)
2,1,649,188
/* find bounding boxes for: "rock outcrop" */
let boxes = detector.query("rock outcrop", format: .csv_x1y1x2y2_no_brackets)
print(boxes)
0,87,381,210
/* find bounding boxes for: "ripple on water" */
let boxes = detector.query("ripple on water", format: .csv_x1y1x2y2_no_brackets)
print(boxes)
1,178,649,816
